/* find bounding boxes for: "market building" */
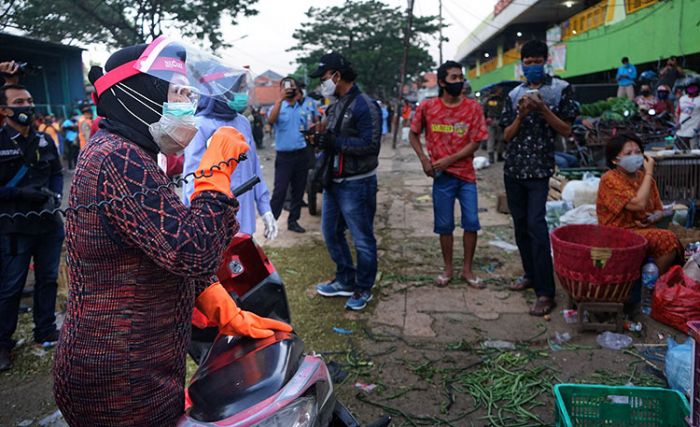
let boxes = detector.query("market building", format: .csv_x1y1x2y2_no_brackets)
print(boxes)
457,0,700,101
0,32,85,118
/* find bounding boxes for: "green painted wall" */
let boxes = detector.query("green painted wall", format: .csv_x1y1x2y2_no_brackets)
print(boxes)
562,0,700,78
471,64,517,91
469,0,700,90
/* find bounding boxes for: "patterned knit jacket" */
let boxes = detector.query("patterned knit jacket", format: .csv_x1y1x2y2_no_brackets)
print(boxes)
53,130,239,426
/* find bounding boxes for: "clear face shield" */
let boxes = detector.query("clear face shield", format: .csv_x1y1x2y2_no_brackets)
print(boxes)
134,36,251,109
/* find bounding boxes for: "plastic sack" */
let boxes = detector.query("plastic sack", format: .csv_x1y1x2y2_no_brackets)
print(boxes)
664,336,692,397
473,156,490,170
561,173,600,207
651,265,700,333
559,204,598,226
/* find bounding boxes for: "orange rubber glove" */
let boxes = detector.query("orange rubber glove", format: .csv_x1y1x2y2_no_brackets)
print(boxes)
191,126,250,200
195,282,293,338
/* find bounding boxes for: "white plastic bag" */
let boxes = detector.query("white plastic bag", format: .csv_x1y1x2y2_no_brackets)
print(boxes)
559,204,598,226
561,173,600,207
473,156,490,170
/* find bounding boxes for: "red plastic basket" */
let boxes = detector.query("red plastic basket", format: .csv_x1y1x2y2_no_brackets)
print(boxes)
689,320,700,427
551,224,648,303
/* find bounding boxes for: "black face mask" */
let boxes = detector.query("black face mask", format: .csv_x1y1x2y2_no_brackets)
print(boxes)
444,81,464,97
5,106,35,126
641,90,651,96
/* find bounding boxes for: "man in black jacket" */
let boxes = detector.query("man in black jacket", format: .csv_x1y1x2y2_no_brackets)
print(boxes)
0,84,64,371
311,52,382,311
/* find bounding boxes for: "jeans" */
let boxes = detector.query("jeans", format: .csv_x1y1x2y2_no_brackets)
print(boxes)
322,175,377,291
0,229,64,349
270,148,310,224
504,176,555,298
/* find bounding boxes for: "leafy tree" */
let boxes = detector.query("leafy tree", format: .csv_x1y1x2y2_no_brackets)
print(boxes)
289,0,442,99
0,0,258,49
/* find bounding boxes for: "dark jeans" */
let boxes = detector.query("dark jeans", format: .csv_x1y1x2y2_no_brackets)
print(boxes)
322,175,377,291
271,148,309,224
0,228,64,349
504,176,555,298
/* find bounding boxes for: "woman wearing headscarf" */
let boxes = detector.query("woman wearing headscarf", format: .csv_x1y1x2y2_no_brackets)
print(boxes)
53,41,291,426
182,72,277,239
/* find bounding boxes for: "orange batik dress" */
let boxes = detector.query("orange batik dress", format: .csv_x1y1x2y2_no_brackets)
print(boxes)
596,169,682,260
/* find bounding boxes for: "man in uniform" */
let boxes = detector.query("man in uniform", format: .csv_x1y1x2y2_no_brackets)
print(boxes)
0,84,64,371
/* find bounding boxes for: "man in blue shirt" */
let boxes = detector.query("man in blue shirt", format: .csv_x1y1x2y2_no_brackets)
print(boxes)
616,57,637,100
267,77,310,233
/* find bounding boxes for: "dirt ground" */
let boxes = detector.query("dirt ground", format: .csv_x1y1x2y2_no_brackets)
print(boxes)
0,136,686,427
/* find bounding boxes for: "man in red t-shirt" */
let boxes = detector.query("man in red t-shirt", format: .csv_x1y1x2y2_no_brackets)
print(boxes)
409,60,488,288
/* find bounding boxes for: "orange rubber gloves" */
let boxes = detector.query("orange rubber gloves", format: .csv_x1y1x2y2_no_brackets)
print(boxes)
190,126,250,200
195,282,293,339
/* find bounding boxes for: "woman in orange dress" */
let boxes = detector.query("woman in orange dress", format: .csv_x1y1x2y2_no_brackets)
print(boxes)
596,132,682,274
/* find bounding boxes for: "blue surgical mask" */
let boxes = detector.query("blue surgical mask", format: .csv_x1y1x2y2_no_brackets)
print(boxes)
522,64,546,84
227,92,249,112
617,154,644,173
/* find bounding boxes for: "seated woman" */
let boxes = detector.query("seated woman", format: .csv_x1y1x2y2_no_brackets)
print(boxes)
596,132,682,274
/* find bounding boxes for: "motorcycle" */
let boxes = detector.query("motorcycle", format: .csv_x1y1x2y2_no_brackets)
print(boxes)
177,177,390,427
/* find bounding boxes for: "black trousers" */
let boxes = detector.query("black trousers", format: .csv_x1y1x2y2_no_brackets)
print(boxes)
504,175,555,298
271,148,310,224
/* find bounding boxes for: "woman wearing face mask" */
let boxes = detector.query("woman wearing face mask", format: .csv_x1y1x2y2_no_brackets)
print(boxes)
654,84,673,115
182,71,277,240
596,133,682,274
53,40,291,426
634,84,658,117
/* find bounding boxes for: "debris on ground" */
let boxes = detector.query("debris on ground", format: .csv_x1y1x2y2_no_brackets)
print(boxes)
354,382,377,393
596,331,633,350
482,340,516,350
488,239,518,252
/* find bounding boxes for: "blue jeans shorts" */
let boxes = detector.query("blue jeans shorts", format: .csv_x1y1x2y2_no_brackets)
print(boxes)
432,173,480,234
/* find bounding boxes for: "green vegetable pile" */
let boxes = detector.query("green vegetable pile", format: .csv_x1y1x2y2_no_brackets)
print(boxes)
580,97,638,121
451,351,557,427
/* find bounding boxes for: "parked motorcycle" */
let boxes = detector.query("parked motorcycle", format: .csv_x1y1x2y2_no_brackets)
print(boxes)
177,177,389,427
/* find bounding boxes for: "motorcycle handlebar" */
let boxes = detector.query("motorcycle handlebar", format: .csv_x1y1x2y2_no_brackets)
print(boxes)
232,176,261,197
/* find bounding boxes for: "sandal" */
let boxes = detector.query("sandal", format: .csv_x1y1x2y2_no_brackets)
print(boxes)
461,275,486,289
529,296,556,317
509,276,533,291
434,273,452,288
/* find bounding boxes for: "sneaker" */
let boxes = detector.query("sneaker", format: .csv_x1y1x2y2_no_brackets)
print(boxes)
0,348,11,371
345,290,373,311
316,280,354,297
34,329,59,349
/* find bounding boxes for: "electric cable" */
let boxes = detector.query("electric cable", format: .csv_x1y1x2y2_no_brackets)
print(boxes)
0,154,247,222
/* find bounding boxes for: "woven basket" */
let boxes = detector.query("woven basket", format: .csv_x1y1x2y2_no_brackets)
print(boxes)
551,224,648,303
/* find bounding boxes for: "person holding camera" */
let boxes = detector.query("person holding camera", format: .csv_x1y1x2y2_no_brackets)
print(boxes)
500,40,579,317
310,52,382,311
0,84,64,371
267,77,310,233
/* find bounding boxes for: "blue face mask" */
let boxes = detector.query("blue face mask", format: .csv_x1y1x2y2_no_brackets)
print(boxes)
227,92,249,112
522,64,546,84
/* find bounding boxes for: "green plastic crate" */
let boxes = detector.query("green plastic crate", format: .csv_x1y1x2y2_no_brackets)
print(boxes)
554,384,690,427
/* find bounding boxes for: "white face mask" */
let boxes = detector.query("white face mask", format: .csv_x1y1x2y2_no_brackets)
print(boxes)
148,114,198,155
112,83,198,154
320,73,337,98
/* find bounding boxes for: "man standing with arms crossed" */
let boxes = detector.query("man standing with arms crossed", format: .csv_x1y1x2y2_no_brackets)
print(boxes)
409,60,488,288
